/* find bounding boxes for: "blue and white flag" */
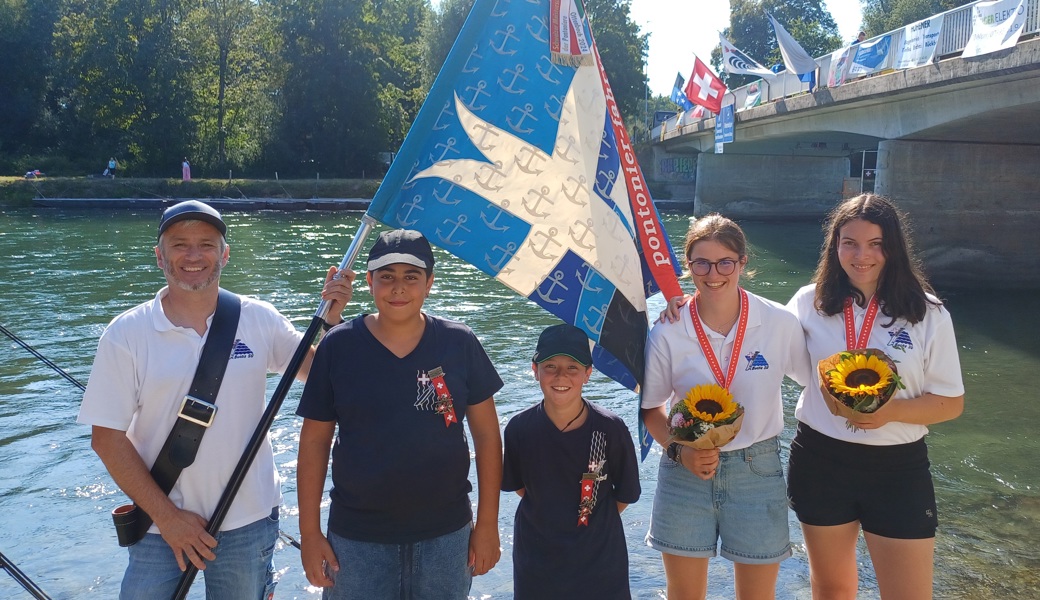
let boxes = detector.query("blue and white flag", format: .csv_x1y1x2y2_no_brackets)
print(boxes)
367,0,683,454
670,73,695,111
849,35,892,76
719,34,776,79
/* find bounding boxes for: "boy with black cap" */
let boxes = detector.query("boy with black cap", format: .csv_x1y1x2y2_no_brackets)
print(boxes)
502,323,641,599
78,200,352,598
296,229,504,599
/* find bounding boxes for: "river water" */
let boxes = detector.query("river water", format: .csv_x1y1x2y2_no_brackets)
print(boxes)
1,206,1037,599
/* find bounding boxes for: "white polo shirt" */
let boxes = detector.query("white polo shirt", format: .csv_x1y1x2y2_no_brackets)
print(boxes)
642,291,810,451
787,284,965,445
79,287,302,532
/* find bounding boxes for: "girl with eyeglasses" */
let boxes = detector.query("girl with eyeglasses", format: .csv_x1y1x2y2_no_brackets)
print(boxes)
642,214,810,600
785,194,964,599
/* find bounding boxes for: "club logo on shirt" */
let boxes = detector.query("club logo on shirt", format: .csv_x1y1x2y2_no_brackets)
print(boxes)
229,339,254,359
887,328,914,352
744,350,770,371
415,371,436,410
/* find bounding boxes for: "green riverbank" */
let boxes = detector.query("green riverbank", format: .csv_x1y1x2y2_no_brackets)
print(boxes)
0,176,381,206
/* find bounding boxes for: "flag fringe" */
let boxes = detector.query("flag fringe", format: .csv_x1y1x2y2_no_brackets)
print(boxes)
551,51,594,67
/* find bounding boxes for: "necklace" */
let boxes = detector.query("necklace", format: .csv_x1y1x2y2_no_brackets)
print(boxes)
561,400,586,432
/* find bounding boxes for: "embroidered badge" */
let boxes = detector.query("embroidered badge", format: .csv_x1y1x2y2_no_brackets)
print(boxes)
426,367,458,427
743,350,769,371
887,328,914,352
578,431,608,526
230,339,254,359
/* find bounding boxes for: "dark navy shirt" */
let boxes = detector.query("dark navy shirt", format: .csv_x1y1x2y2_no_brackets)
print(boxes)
502,401,641,599
297,314,503,543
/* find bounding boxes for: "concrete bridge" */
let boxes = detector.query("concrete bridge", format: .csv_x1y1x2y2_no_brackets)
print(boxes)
647,2,1040,288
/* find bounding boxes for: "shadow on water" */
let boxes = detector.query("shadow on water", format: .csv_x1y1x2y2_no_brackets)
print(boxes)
0,207,1037,598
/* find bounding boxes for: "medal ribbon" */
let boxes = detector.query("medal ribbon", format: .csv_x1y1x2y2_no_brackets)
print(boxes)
843,296,879,350
426,367,458,427
689,288,750,389
578,431,607,527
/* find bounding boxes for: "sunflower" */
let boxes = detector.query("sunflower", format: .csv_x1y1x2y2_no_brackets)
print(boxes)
818,349,905,416
682,384,739,423
826,353,895,397
667,383,744,448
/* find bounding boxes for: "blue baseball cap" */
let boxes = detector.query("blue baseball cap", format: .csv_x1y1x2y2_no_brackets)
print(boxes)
533,324,593,366
157,200,227,241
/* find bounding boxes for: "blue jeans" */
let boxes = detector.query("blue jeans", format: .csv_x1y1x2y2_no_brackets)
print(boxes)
646,436,791,564
323,523,472,600
120,508,278,600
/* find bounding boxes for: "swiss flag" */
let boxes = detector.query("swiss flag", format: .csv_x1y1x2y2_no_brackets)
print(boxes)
683,56,727,114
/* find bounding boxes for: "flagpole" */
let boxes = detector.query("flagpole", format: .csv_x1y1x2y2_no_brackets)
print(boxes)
170,214,379,599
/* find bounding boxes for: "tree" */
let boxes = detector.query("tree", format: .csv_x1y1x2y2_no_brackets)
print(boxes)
712,0,842,88
862,0,969,36
585,0,648,127
422,0,474,90
182,0,285,174
0,0,61,165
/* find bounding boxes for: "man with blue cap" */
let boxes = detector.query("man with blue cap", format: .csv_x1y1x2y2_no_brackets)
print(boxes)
78,200,355,599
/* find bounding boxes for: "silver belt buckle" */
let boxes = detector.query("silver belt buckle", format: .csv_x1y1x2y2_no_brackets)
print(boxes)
178,396,217,427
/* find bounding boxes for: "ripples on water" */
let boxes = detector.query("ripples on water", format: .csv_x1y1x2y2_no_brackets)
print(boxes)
1,208,1037,598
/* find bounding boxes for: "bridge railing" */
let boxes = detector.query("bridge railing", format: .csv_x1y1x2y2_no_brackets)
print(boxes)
654,0,1040,140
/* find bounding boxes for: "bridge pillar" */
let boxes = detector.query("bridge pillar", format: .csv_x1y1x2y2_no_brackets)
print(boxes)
694,154,847,219
645,146,697,205
876,140,1040,288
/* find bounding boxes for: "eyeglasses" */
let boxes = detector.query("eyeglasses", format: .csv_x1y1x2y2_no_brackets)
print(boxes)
687,258,739,276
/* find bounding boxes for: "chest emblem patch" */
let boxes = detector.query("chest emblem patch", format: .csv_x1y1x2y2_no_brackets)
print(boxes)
888,328,914,352
230,339,254,359
744,350,769,371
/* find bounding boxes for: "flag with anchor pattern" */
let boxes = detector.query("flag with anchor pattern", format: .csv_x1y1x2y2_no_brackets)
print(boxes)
366,0,682,455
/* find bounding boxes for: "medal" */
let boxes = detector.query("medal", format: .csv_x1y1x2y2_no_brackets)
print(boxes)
689,288,750,389
843,295,879,350
426,367,458,427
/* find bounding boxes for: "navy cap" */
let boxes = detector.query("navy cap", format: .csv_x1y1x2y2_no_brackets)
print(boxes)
157,200,227,241
367,229,435,272
533,324,593,366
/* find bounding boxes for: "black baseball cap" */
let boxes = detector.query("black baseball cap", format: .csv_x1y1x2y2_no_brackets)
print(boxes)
157,200,227,241
367,229,435,272
533,324,593,366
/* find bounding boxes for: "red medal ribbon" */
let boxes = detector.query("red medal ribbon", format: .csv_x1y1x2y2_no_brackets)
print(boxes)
689,288,750,389
426,367,458,427
578,473,595,526
843,296,879,350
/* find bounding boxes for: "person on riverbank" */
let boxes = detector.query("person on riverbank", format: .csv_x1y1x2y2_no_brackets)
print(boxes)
77,200,353,599
645,214,810,600
295,229,504,599
106,157,117,178
786,193,964,599
182,158,191,182
502,323,641,600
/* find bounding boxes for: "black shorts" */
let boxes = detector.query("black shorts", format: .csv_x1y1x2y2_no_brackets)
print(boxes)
787,422,938,539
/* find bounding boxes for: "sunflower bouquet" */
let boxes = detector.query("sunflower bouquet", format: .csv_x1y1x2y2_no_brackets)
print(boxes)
667,384,745,449
818,348,905,430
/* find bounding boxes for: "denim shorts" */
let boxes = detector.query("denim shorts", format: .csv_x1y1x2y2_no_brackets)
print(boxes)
120,507,278,600
322,522,472,600
646,436,791,564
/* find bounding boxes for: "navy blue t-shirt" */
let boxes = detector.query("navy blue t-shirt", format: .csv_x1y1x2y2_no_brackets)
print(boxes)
502,401,641,599
297,314,503,544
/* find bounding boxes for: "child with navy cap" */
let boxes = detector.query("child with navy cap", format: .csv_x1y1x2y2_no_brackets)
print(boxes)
502,323,641,599
296,229,504,599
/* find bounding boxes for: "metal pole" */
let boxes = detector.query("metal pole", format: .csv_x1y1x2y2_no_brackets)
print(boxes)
0,550,52,600
171,214,378,599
